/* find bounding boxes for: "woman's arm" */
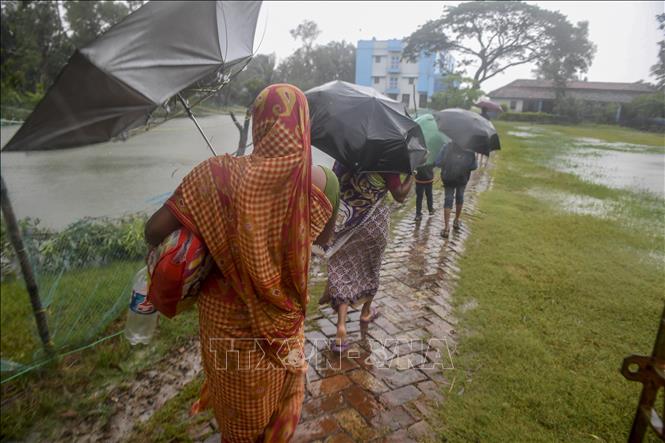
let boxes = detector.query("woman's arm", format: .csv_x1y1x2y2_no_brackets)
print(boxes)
145,205,182,247
312,165,336,246
386,174,415,203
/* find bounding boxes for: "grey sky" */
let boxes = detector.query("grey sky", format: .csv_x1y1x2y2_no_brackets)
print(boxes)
252,1,664,92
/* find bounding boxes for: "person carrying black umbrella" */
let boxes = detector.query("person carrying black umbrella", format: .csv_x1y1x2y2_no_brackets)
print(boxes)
435,141,478,238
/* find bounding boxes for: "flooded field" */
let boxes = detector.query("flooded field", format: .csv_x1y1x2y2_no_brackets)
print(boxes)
558,146,664,197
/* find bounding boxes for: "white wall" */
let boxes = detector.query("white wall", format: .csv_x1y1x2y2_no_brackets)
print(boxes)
493,98,523,112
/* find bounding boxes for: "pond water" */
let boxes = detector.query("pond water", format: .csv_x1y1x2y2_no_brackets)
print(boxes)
1,115,333,229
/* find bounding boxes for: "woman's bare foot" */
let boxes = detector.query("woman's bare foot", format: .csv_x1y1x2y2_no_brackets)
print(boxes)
335,325,347,346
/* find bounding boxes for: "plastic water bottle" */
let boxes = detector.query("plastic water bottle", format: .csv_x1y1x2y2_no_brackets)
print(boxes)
124,267,158,345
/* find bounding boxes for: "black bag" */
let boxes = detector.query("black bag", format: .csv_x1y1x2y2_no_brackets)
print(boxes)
441,144,476,186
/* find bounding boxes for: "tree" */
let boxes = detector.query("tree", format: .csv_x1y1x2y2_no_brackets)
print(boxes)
290,20,321,53
651,13,665,90
533,19,595,95
276,20,355,91
221,54,277,155
220,54,277,107
403,1,595,89
1,1,72,99
63,0,132,49
430,74,483,110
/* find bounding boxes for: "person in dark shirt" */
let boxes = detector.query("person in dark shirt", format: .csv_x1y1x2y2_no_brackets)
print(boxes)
414,164,435,221
435,142,477,238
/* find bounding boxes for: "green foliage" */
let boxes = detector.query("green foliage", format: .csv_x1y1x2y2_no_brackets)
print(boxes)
0,1,142,115
624,93,665,120
217,54,277,107
63,1,138,49
533,20,596,90
651,13,665,90
403,1,595,88
275,21,356,91
1,214,148,280
0,1,72,100
429,74,483,110
552,97,620,124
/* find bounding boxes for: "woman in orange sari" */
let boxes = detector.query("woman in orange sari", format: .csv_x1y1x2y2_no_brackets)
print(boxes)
145,84,336,442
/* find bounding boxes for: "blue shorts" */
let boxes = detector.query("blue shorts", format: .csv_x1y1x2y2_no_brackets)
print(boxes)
443,184,466,208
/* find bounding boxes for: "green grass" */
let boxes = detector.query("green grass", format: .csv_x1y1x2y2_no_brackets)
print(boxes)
439,121,665,442
1,260,143,364
127,374,213,443
0,261,199,441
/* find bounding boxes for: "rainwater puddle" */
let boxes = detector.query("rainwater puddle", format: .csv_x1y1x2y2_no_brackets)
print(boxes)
557,147,665,198
573,137,655,152
507,131,537,138
526,188,615,218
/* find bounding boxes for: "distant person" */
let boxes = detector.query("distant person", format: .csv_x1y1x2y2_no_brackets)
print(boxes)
480,107,490,120
435,142,477,238
414,163,435,221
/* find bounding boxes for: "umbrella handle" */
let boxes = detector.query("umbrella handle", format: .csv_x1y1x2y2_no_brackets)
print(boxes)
177,94,217,157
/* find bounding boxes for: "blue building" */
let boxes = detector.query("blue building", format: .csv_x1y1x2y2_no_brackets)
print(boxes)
355,38,455,108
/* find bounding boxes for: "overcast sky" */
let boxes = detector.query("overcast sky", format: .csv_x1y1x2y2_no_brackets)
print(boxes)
252,1,664,92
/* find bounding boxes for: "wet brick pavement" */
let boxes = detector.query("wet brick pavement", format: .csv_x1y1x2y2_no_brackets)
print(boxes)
194,167,492,443
294,168,492,443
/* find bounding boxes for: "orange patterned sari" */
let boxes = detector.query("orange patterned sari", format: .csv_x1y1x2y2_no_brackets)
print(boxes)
166,84,332,442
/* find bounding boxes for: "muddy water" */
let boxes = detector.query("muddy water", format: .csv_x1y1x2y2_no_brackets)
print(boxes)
0,116,333,229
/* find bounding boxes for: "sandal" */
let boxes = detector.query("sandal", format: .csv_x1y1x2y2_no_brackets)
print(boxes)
453,220,461,231
359,307,380,324
330,339,350,354
441,229,449,238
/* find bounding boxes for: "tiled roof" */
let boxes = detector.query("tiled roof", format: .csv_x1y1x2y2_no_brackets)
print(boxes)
488,79,656,103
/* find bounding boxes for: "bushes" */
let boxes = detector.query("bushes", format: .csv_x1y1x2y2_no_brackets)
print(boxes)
622,92,665,132
1,214,148,280
498,112,569,124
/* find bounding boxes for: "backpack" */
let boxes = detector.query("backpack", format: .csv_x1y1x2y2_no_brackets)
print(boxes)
440,144,476,185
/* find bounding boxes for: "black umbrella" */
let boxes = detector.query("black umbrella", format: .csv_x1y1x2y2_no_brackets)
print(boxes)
2,1,262,153
306,80,427,174
432,108,501,156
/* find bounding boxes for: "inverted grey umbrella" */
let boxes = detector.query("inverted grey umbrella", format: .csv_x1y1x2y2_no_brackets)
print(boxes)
432,108,501,156
306,80,427,174
2,0,262,153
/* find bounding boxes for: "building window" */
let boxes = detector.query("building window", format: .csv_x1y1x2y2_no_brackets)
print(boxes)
375,56,381,63
408,78,414,85
402,93,410,106
390,55,400,70
419,93,428,108
510,100,517,110
373,77,380,84
389,77,398,89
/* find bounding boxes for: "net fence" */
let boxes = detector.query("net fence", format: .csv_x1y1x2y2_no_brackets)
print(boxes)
1,210,152,382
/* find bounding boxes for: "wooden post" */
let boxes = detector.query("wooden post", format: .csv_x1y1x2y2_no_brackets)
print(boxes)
1,175,53,354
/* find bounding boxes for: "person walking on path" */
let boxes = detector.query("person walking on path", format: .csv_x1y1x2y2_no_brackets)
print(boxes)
319,163,413,352
435,142,477,239
144,84,338,442
414,164,436,221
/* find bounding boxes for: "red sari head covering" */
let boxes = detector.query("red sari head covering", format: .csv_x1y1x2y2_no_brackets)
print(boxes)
168,84,331,368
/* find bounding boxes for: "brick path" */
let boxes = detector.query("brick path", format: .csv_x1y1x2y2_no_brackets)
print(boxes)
293,168,492,443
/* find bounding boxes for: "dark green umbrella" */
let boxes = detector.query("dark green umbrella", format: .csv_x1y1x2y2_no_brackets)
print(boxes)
415,114,451,166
